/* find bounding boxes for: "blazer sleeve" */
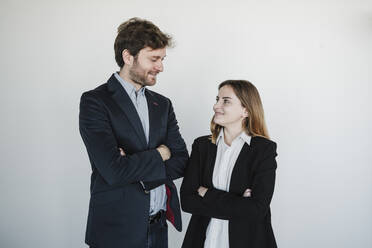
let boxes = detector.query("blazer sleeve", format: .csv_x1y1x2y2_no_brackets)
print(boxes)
79,92,166,186
142,100,188,191
202,142,277,220
180,139,229,220
163,100,188,179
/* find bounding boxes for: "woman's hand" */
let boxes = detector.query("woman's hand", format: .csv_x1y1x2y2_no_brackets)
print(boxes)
198,186,208,197
242,188,252,197
118,147,126,156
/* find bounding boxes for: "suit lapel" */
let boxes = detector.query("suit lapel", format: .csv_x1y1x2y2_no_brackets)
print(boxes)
145,90,162,149
107,75,147,148
204,142,217,187
229,143,254,192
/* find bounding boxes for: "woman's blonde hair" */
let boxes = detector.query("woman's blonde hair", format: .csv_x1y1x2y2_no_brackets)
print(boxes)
210,80,270,143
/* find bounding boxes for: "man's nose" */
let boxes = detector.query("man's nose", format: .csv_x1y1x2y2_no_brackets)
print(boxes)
155,61,163,72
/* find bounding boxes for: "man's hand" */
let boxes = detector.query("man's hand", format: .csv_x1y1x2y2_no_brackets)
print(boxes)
156,144,171,161
118,147,126,156
243,188,252,197
198,186,208,197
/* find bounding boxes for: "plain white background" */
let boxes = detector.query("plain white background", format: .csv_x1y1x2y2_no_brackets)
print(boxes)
1,0,371,247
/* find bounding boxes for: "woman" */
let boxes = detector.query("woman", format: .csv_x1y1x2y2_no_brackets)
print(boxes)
181,80,278,248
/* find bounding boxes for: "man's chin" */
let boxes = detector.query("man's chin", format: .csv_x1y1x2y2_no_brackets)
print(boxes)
145,79,157,86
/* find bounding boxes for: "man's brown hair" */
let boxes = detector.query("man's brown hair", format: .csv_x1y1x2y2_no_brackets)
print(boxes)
114,17,172,68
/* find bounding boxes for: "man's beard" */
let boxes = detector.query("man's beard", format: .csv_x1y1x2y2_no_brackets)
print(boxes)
128,60,156,87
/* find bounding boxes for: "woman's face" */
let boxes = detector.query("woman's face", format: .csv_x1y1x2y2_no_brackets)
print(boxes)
213,85,247,129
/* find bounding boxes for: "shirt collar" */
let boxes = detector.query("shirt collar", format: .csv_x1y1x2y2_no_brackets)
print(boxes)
114,72,146,97
216,129,224,145
239,131,251,145
216,128,251,146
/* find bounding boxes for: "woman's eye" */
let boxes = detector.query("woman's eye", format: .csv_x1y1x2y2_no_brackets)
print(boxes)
223,100,229,104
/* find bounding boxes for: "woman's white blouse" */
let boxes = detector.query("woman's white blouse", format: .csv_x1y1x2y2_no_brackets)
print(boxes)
204,130,251,248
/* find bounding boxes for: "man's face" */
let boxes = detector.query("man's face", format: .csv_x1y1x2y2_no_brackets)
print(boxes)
128,47,166,87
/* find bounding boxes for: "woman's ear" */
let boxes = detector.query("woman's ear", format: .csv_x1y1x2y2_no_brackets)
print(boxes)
243,109,249,118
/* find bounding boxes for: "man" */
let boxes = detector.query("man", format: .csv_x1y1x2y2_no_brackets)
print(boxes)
79,18,188,248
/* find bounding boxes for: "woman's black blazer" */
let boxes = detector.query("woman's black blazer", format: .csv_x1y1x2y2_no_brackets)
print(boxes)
180,135,278,248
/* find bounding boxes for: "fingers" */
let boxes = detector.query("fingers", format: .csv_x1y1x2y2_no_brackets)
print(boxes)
243,188,252,197
118,147,126,156
157,144,171,161
197,186,208,197
159,144,170,151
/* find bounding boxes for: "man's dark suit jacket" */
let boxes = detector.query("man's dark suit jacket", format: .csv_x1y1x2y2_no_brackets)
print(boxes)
180,135,277,248
79,74,188,248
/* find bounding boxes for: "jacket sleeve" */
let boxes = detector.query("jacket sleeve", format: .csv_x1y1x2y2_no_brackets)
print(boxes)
79,92,166,186
180,139,229,220
181,140,277,221
163,100,188,180
202,142,277,220
142,100,189,191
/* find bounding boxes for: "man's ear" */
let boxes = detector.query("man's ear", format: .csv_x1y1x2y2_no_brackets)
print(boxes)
122,49,133,66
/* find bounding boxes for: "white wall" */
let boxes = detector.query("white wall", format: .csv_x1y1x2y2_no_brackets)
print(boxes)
1,0,371,247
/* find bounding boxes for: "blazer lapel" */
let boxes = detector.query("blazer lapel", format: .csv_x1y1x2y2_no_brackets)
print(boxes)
204,142,217,187
229,143,254,192
145,90,162,149
107,74,147,148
